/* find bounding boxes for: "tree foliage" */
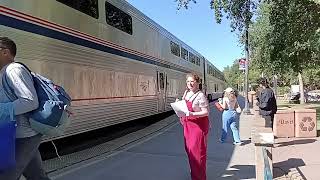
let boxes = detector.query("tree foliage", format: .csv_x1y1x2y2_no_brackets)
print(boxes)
176,0,260,33
250,0,320,74
176,0,197,9
272,0,319,73
223,60,243,88
223,59,262,90
176,0,320,93
210,0,260,33
249,0,320,102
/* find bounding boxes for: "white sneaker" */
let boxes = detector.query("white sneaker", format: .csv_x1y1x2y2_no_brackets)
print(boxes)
233,141,242,145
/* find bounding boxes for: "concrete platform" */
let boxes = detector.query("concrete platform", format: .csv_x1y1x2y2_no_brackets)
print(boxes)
46,99,256,180
273,137,320,180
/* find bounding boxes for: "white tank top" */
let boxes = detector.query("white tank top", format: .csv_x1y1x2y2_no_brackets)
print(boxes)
224,97,236,110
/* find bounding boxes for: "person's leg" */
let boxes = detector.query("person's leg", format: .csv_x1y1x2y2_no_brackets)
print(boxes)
270,114,274,129
22,149,50,180
230,113,241,143
263,115,272,128
0,134,42,180
220,111,229,142
186,122,207,180
184,121,190,157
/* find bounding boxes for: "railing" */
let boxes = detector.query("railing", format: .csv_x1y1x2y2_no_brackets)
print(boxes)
262,147,272,180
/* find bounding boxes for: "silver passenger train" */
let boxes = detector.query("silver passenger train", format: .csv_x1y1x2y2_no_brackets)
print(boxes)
0,0,226,141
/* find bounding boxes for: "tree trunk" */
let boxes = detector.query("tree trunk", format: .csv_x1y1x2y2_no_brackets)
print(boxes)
298,72,305,104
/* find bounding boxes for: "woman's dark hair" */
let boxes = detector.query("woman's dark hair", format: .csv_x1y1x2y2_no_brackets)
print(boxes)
258,77,268,86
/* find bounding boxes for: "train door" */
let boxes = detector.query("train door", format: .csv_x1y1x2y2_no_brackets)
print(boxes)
157,71,167,112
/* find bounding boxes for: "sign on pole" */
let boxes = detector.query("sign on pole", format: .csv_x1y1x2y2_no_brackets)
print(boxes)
239,58,246,71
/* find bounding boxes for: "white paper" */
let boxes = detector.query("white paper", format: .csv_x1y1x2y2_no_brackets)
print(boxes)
170,100,189,117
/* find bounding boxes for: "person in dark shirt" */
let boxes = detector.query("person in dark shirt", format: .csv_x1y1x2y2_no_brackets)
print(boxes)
257,77,277,129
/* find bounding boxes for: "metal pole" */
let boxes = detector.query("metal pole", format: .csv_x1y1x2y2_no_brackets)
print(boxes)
203,57,207,95
243,69,245,96
243,24,251,114
243,0,251,114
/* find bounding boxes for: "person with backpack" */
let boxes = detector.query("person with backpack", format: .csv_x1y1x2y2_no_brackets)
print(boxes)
0,37,51,180
257,77,277,129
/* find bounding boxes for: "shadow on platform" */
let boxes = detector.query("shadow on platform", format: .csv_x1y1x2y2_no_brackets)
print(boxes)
273,158,306,179
275,139,317,147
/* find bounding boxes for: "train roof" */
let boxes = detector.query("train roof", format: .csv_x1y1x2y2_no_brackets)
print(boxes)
118,0,210,62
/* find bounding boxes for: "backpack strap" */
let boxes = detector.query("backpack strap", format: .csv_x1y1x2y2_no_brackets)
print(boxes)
14,62,32,74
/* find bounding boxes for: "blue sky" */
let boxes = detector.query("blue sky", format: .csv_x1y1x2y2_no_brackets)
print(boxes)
127,0,244,71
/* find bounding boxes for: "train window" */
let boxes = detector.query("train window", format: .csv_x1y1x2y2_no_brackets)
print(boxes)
196,56,201,66
208,66,213,75
159,73,165,90
170,41,180,57
57,0,99,19
181,47,188,60
105,2,133,35
189,53,196,64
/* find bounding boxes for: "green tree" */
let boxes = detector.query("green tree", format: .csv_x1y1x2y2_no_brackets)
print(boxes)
176,0,259,32
273,0,319,103
177,0,320,103
222,59,262,91
249,0,320,103
223,60,243,89
248,2,274,72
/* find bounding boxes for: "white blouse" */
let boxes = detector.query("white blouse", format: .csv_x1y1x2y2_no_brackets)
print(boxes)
183,91,209,112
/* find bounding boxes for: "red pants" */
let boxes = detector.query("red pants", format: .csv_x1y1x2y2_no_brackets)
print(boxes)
183,116,209,180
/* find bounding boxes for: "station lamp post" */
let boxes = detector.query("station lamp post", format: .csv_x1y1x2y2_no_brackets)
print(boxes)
242,0,251,115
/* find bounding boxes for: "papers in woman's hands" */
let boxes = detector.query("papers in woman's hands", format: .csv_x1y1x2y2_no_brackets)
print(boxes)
170,100,189,117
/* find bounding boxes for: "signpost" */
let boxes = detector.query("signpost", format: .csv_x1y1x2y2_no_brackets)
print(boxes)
238,57,251,114
239,58,246,71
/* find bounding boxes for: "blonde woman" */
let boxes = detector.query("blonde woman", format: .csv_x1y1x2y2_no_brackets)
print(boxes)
178,73,209,180
219,87,242,145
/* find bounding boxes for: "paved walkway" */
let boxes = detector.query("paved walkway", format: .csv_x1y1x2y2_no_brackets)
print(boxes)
272,103,320,180
273,136,320,180
48,101,256,180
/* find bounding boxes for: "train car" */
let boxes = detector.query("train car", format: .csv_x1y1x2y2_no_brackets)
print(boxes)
0,0,226,141
205,60,226,100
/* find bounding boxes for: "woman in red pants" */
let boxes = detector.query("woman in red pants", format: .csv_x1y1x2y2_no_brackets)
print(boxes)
179,73,209,180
